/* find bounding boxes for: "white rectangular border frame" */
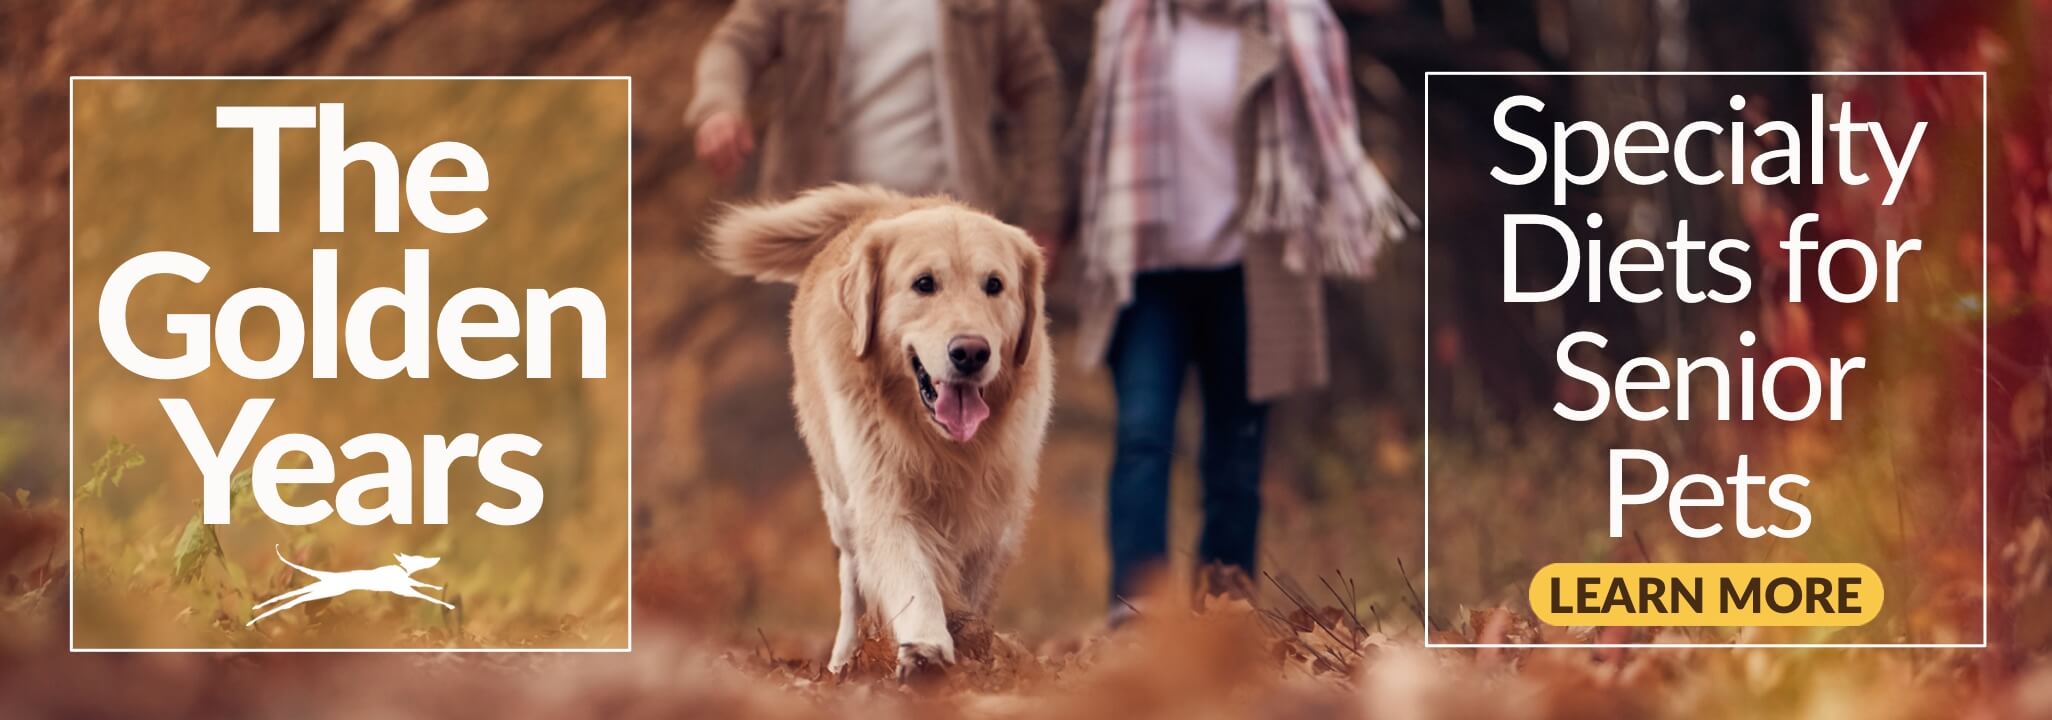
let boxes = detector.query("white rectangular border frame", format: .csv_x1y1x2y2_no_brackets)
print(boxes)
68,75,635,653
1421,70,1989,650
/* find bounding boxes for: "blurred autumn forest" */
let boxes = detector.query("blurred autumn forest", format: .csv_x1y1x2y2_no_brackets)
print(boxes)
4,0,2052,717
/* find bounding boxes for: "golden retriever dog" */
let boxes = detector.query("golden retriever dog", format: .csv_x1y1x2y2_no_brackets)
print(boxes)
707,184,1052,680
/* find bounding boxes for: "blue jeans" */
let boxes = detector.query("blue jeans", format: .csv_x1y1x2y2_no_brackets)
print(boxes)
1106,266,1269,605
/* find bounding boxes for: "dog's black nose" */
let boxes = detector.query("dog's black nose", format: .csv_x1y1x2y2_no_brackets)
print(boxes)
948,335,991,375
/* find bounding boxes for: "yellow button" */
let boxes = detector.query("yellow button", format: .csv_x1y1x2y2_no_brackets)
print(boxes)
1528,563,1883,627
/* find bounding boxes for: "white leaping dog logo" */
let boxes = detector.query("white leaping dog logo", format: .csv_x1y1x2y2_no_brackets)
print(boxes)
247,545,454,626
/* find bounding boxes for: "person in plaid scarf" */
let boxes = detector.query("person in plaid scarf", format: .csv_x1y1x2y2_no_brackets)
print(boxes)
1066,0,1412,619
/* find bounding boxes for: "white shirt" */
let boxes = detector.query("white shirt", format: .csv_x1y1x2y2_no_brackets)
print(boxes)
839,0,953,195
1145,11,1245,271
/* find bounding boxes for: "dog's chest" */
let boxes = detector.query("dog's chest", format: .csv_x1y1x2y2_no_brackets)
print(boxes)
898,459,1021,540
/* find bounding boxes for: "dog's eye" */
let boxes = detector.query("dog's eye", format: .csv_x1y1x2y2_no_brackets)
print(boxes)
912,274,937,295
983,275,1003,296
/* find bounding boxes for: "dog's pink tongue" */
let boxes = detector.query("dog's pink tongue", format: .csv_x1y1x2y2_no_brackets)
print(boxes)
933,382,990,442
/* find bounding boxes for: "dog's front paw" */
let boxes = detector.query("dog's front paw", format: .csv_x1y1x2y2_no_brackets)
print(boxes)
894,641,954,686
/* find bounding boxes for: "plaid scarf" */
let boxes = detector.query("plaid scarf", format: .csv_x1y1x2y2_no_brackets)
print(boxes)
1076,0,1413,305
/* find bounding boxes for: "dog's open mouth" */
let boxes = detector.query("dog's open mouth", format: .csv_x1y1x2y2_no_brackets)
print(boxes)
911,351,989,442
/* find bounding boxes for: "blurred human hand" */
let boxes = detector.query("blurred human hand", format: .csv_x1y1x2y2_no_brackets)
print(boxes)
694,111,754,180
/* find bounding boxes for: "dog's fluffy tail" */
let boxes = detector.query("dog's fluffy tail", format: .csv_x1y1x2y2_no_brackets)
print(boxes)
705,183,902,283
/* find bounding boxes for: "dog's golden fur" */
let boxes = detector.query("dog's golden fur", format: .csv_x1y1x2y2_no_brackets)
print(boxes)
708,184,1052,677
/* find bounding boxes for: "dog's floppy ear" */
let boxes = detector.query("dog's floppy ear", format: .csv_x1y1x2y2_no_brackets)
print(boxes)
706,184,901,283
1012,233,1044,368
838,234,883,357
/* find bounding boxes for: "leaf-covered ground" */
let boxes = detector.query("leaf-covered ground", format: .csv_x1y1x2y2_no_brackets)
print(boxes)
7,499,2052,719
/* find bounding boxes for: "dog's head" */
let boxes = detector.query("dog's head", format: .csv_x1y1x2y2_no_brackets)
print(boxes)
393,553,440,574
857,205,1043,442
711,185,1044,443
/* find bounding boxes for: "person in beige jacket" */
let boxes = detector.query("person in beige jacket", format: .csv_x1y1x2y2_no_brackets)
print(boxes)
687,0,1068,244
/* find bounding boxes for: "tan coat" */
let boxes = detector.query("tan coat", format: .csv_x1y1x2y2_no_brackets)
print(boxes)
1071,20,1327,401
686,0,1069,232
